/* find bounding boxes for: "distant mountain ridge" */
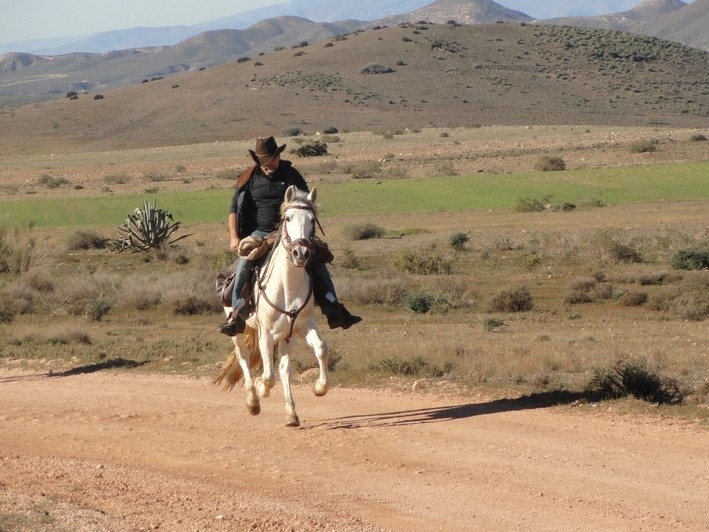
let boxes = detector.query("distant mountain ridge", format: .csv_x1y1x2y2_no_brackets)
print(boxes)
0,0,707,105
1,0,705,56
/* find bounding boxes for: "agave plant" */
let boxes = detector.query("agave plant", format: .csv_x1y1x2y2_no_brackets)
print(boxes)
117,199,191,251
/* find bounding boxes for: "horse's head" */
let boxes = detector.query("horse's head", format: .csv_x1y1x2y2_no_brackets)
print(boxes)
281,185,318,267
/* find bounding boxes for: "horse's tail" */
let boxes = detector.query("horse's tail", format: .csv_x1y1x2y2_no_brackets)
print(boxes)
213,327,262,391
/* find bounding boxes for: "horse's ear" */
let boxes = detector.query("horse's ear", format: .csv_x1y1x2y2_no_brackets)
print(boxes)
308,187,317,204
285,185,296,203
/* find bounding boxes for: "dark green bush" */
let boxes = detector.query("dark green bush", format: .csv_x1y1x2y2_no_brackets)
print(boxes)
672,249,709,270
295,140,328,157
586,358,683,405
449,232,469,251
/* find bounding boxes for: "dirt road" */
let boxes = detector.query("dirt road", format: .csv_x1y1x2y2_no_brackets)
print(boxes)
1,367,707,531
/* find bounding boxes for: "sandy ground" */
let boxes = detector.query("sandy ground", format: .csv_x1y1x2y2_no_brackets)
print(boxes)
1,367,707,531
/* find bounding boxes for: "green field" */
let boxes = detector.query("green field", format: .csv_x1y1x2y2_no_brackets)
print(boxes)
2,161,708,229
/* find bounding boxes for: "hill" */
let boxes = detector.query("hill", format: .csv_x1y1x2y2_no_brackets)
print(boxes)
0,22,707,154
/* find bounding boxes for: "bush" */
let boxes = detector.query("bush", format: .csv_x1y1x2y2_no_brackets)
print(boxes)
535,155,566,171
449,232,469,251
689,133,707,142
84,297,112,321
173,295,213,315
344,161,382,180
392,245,452,275
295,140,328,157
343,223,385,241
216,168,240,180
283,127,303,136
628,139,658,153
406,292,436,313
586,358,683,405
65,230,106,251
515,196,551,213
618,291,647,307
322,126,338,134
672,248,709,270
487,287,534,312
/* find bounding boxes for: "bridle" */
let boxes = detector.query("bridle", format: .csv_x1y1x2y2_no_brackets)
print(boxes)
255,201,320,341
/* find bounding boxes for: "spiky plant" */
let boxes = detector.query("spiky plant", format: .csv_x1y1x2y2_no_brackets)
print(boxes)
117,199,191,251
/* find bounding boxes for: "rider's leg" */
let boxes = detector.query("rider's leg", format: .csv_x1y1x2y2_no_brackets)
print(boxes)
310,261,361,330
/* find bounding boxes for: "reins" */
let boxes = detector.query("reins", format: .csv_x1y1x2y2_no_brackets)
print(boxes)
253,200,317,342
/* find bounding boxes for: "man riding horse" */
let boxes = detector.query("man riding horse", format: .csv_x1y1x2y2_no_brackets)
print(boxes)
220,136,361,336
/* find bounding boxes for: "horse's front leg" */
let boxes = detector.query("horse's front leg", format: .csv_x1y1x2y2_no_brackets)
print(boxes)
234,336,260,415
305,327,329,397
278,343,299,427
254,333,276,399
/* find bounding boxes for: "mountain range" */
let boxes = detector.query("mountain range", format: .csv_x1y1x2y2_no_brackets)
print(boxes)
0,0,706,107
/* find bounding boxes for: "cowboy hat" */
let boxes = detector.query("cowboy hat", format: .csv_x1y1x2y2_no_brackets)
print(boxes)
248,136,286,166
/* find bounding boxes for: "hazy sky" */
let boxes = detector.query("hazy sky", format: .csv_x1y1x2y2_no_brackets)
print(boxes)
2,0,285,42
1,0,694,44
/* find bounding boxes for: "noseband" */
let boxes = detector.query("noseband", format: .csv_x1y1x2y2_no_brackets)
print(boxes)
281,204,317,262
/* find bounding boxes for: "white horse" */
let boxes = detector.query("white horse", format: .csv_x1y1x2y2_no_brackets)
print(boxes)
214,185,329,427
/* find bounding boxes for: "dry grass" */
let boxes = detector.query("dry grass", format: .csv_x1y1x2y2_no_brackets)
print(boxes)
2,196,707,422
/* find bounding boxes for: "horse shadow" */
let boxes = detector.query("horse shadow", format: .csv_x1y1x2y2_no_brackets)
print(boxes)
0,357,147,384
305,390,589,429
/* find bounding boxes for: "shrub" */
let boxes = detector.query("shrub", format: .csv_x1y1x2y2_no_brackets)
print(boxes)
406,292,436,313
586,357,683,405
689,133,707,142
295,140,328,157
216,168,239,180
84,297,112,321
535,155,566,171
392,245,452,275
344,161,382,180
449,232,469,251
338,247,359,269
672,248,709,270
628,139,658,153
515,195,551,213
283,127,303,136
359,63,395,74
618,291,647,307
483,317,505,331
0,293,16,324
173,295,213,315
376,356,451,377
65,230,106,251
487,287,534,312
37,174,70,188
322,126,338,134
0,226,40,274
343,223,384,240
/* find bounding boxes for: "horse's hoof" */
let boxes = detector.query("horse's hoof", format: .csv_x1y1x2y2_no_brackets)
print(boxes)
313,381,328,397
247,403,261,416
285,414,300,427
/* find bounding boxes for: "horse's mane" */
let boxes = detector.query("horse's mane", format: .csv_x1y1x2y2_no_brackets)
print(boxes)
280,188,317,217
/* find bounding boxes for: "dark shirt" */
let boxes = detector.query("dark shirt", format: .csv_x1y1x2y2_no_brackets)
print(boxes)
230,160,308,237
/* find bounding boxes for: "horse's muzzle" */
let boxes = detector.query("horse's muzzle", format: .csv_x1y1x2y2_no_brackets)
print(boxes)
289,239,312,266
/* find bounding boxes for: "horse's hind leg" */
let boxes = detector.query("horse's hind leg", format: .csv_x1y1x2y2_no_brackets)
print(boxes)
278,347,300,427
234,337,260,415
306,328,329,397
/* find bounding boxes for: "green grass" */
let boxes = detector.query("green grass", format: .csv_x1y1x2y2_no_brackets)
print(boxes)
2,161,708,228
